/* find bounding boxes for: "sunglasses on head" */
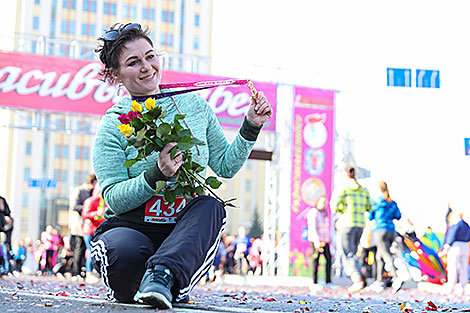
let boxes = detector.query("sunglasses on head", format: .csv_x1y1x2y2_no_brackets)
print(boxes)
101,23,141,41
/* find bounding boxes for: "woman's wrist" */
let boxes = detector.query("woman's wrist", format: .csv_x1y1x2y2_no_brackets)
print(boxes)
240,116,262,141
144,164,171,189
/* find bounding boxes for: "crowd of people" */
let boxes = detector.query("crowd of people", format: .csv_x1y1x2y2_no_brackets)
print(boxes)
307,165,470,297
0,173,105,283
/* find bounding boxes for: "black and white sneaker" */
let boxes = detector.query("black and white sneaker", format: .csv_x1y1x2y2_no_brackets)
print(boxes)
134,265,174,309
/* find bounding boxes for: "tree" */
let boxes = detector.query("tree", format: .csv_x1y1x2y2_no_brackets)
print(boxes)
248,209,263,238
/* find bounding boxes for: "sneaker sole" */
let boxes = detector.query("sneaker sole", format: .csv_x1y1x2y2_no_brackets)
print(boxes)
134,291,172,309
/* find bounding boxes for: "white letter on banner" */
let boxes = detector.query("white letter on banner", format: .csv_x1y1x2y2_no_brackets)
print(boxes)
0,66,22,93
51,73,72,98
38,72,58,96
16,70,44,95
66,64,100,100
227,92,250,116
94,82,117,103
208,86,232,114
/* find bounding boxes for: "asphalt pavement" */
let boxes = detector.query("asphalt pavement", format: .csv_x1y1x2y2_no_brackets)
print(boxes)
0,274,469,312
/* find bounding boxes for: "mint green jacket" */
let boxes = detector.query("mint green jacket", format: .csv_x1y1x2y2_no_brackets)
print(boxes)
92,93,256,220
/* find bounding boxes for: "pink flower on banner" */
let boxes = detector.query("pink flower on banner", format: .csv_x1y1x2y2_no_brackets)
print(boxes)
118,113,132,124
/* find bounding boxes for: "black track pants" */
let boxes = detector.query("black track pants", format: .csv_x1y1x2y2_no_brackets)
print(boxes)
90,196,226,303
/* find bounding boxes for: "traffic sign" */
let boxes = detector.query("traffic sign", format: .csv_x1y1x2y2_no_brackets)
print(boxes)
27,178,58,188
387,68,412,87
416,69,440,88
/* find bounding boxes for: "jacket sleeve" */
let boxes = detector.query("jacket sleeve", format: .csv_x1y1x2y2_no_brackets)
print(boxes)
81,196,101,220
92,112,156,215
394,203,402,220
204,99,257,179
334,191,346,214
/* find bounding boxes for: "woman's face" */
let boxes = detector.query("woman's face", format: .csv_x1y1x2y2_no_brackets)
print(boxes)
115,38,161,97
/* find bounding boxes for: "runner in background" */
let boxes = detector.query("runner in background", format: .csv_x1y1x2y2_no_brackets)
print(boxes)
90,22,272,309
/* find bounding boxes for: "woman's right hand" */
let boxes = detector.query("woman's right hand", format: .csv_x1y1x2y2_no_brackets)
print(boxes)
158,142,183,177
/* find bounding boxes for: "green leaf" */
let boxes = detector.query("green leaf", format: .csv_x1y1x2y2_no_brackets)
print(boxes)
194,186,204,195
132,117,144,131
193,137,206,146
206,176,222,189
163,189,176,203
172,123,183,135
144,143,156,155
174,184,184,195
136,128,147,141
176,136,195,151
156,123,171,137
177,129,192,138
123,159,137,168
155,181,167,194
155,138,164,149
170,145,178,159
174,114,186,122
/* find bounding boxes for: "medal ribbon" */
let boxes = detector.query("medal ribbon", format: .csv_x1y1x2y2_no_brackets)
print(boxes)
131,79,258,102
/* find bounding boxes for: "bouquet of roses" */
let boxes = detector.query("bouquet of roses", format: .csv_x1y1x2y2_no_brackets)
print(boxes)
117,98,235,207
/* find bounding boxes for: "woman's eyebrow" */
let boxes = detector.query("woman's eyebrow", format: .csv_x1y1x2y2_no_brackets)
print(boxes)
125,50,154,63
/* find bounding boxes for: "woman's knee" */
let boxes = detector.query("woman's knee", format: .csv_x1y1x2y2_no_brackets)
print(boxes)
91,228,154,302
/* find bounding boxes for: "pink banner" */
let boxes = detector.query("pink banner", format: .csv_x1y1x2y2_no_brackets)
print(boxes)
0,51,276,131
289,86,335,276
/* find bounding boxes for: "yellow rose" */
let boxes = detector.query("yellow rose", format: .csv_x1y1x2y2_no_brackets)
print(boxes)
117,124,133,137
144,97,156,110
131,100,143,113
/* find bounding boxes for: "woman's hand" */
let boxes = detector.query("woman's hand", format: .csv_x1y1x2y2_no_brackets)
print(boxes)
246,91,273,126
158,142,183,177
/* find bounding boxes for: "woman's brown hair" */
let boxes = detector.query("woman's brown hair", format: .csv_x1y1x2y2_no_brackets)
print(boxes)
379,181,392,203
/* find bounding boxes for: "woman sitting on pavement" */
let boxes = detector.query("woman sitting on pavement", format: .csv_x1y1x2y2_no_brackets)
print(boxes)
90,22,272,309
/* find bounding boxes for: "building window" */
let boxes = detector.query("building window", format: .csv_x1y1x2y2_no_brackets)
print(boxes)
71,0,76,9
55,145,61,158
34,0,40,4
24,167,31,181
25,142,32,155
75,146,82,159
103,1,108,14
33,17,39,30
61,170,68,182
83,146,90,159
150,8,155,20
245,180,251,191
22,194,29,207
90,24,96,36
70,21,76,35
195,14,200,27
131,5,136,18
61,20,67,34
122,4,128,17
63,145,69,158
111,3,116,15
162,10,174,23
83,0,88,11
62,0,68,8
81,23,87,36
91,0,97,12
142,7,147,19
193,37,199,50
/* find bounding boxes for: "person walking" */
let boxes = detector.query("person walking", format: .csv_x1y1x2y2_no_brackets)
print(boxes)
307,195,332,290
333,166,373,292
68,173,97,280
439,211,470,296
368,181,403,293
90,22,272,309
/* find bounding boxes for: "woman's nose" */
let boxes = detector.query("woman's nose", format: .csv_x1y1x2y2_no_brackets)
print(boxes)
141,60,151,71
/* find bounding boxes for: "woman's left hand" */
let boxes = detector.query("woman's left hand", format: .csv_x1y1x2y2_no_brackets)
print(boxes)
246,91,272,126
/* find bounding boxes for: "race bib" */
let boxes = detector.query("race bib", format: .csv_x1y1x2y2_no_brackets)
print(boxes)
144,194,186,224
